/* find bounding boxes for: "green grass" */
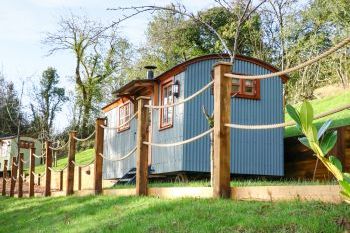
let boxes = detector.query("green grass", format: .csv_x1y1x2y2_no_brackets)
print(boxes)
284,91,350,137
33,149,94,174
111,179,337,189
0,195,348,233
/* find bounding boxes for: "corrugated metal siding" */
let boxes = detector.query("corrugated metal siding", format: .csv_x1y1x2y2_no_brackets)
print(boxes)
151,72,185,174
183,58,284,176
103,105,137,179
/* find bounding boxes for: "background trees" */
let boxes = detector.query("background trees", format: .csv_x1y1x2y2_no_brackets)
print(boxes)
2,0,347,139
30,67,68,139
44,14,133,136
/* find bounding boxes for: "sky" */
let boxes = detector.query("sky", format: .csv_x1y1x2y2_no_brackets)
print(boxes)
0,0,214,132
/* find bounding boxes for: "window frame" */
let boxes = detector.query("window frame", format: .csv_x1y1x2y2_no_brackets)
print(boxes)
118,101,132,133
159,78,174,130
232,78,260,99
210,71,260,100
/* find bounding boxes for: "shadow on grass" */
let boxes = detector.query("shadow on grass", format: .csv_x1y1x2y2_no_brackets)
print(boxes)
0,196,349,233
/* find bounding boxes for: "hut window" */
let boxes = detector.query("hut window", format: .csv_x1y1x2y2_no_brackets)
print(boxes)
231,79,260,99
118,102,131,132
232,78,240,93
160,80,174,129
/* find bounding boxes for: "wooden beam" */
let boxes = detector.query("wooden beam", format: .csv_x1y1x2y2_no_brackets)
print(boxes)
45,141,52,197
94,118,105,195
17,153,24,198
2,160,8,196
10,156,18,197
78,167,82,191
213,62,232,198
29,147,35,197
136,96,150,196
66,131,77,195
59,170,63,191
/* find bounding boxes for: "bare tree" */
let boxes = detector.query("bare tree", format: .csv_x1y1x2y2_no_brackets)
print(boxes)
108,0,266,66
43,14,123,136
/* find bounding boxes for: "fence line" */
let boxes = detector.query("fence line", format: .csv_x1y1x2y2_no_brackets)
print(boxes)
71,159,95,168
99,147,137,162
48,164,68,172
225,103,350,130
143,128,213,147
49,140,69,151
145,81,214,109
101,112,138,130
73,131,96,142
225,37,350,80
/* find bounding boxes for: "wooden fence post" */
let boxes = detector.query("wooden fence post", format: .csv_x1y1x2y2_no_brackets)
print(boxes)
18,153,24,198
213,62,232,198
10,157,18,197
78,167,82,191
136,96,150,196
45,141,52,197
94,118,105,195
29,147,35,197
66,131,77,195
2,160,8,196
59,170,63,191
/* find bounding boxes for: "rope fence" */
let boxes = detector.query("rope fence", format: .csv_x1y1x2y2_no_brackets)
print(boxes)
49,140,69,151
145,81,214,109
143,128,213,147
99,147,137,162
71,159,95,168
73,131,96,142
32,172,46,178
101,112,138,130
48,164,68,172
225,103,350,130
224,37,350,80
33,153,44,158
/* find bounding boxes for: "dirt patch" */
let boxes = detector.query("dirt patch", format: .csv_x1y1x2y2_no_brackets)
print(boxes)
0,177,47,196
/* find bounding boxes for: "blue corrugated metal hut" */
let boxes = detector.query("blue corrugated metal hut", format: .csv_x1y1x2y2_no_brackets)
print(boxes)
102,54,288,179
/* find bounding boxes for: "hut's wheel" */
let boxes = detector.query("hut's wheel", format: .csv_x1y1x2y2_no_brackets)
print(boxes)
175,173,188,183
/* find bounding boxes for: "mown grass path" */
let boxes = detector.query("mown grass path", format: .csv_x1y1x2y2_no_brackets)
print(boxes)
0,195,349,233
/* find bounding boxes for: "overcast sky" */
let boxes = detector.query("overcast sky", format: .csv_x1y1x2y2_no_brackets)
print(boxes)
0,0,214,132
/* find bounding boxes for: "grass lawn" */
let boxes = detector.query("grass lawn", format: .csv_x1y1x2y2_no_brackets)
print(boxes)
0,195,349,233
111,179,337,189
32,149,94,174
284,91,350,138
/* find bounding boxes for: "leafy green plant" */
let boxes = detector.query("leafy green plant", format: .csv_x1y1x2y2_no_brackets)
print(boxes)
286,101,350,203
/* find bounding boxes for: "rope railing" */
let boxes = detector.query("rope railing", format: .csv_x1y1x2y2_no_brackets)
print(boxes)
33,153,44,158
12,177,17,181
143,128,213,147
73,130,96,142
225,103,350,130
47,164,68,172
224,37,350,80
21,159,28,164
49,139,69,151
71,159,95,168
4,178,11,182
101,112,138,130
32,171,46,178
145,81,214,109
99,147,137,162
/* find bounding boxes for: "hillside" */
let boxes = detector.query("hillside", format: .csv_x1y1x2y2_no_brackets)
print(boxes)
285,91,350,138
33,149,94,174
